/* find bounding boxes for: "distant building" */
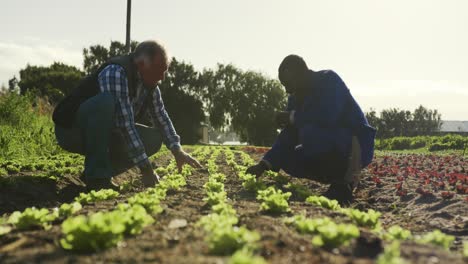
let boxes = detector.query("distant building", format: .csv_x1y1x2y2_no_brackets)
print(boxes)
438,121,468,135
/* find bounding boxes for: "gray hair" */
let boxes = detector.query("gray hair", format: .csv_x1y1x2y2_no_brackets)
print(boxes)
133,40,170,66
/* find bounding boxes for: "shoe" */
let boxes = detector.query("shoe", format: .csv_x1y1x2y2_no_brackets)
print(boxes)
322,183,353,205
83,177,120,191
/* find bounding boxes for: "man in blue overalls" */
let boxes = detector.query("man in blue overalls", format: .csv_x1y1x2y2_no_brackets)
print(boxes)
246,55,376,204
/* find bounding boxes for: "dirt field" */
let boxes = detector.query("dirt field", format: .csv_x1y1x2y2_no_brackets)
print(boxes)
0,147,466,263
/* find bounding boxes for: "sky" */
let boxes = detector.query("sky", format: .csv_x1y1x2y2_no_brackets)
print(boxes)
1,0,467,120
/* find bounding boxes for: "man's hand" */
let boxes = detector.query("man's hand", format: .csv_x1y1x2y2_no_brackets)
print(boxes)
275,111,290,128
141,168,160,187
172,148,202,173
246,161,269,178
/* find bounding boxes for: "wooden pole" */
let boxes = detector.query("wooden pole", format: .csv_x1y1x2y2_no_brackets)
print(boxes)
125,0,132,53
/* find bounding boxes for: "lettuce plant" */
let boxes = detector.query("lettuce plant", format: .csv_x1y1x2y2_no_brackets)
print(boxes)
417,229,454,250
128,192,163,214
256,187,291,214
311,221,360,248
58,202,82,218
229,248,266,264
60,205,154,252
8,207,57,230
376,241,406,264
74,189,119,204
383,225,412,241
345,208,382,230
306,195,341,211
60,212,126,252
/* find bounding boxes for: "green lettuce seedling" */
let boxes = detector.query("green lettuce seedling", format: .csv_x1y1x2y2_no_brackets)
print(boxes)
345,208,382,230
383,225,412,241
8,207,57,230
306,195,341,211
311,221,360,248
256,186,291,214
128,192,163,214
58,202,82,218
417,229,454,250
60,205,154,252
376,241,407,264
229,248,266,264
74,189,119,204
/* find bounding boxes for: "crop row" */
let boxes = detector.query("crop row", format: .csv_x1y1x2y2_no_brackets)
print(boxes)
196,147,266,263
225,148,464,260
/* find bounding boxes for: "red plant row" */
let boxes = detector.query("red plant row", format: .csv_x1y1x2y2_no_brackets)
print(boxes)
367,154,467,200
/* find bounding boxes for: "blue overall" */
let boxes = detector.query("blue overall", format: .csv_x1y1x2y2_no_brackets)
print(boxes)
263,70,376,183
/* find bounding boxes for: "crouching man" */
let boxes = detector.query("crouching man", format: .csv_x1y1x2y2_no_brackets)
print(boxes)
246,55,376,204
52,40,201,190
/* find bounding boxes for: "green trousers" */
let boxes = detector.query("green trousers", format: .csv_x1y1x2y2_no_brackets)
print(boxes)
54,92,163,179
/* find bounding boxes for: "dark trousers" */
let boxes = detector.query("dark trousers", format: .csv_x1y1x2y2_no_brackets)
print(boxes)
268,127,352,184
54,92,163,179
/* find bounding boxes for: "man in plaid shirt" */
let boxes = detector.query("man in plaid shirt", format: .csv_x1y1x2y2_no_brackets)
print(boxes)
54,40,201,190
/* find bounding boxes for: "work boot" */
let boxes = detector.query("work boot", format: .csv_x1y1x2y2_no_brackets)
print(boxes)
322,183,353,206
83,177,120,191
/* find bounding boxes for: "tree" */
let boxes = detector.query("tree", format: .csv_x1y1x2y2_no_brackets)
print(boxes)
8,76,19,92
411,105,442,135
201,64,287,145
83,40,138,74
16,63,84,104
158,58,206,144
365,105,442,138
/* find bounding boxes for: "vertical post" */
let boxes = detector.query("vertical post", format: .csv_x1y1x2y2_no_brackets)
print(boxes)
125,0,132,53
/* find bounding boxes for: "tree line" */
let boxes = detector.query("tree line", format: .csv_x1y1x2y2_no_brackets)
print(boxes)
365,106,442,139
6,41,443,145
7,41,287,146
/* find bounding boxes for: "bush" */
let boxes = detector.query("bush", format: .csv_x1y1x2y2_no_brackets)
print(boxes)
0,92,61,159
376,135,468,151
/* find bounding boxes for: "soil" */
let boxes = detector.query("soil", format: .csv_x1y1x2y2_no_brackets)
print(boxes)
0,148,466,263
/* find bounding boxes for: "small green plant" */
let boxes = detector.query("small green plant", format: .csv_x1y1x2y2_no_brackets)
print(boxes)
286,214,333,235
345,208,382,230
74,189,119,204
212,202,236,216
463,241,468,257
311,221,360,248
159,173,186,191
256,186,291,214
285,183,313,201
154,167,168,176
417,229,454,250
241,173,266,192
8,207,57,230
60,212,126,252
198,213,260,255
0,225,12,236
58,202,82,218
210,173,226,182
207,225,260,255
204,179,225,193
306,195,341,210
60,205,154,252
383,225,412,241
229,248,266,264
115,204,155,235
204,190,228,206
376,241,407,264
128,192,163,214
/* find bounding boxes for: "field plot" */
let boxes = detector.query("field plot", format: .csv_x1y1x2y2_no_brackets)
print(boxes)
0,146,467,263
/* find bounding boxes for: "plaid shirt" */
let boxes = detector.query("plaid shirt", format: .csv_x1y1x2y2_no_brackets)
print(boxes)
98,64,181,169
